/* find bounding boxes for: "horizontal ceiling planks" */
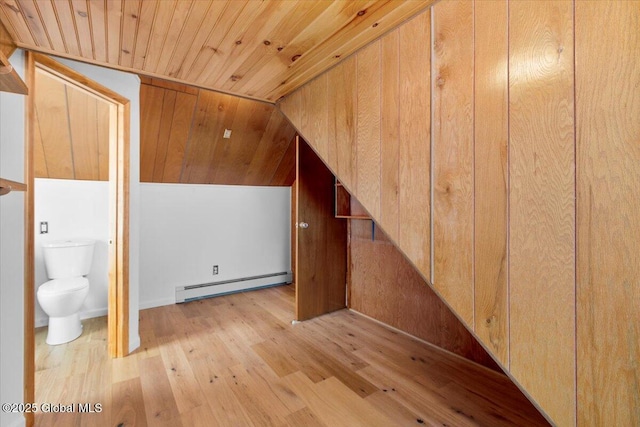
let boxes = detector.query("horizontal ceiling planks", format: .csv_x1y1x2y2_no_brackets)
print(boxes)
139,78,296,186
0,1,434,102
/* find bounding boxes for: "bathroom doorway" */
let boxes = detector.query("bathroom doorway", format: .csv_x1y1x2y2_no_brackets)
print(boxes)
25,53,131,415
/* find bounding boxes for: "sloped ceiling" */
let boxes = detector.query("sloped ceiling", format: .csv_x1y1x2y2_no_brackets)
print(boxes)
33,66,111,180
140,77,296,186
0,0,434,102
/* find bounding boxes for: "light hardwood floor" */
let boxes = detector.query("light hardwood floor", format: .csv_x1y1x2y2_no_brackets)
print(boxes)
35,284,549,426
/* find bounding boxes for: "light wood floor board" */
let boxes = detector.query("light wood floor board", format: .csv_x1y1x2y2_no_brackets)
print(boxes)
35,284,548,426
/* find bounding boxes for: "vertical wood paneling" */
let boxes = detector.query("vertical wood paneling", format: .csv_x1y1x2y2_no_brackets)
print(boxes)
356,41,381,220
508,2,575,426
576,2,640,425
208,99,272,184
379,29,400,243
349,220,501,372
327,56,357,192
432,0,475,326
181,90,237,183
139,80,295,186
33,68,110,181
270,136,296,186
139,84,164,182
306,73,329,162
67,85,99,180
162,91,197,183
398,11,431,277
32,108,48,177
244,111,296,185
34,70,73,178
96,99,110,181
473,0,509,365
151,90,177,182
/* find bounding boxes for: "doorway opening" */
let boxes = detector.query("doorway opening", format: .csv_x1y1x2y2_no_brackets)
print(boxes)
25,52,130,419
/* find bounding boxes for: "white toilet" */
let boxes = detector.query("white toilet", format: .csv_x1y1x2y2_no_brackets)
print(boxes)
38,239,95,345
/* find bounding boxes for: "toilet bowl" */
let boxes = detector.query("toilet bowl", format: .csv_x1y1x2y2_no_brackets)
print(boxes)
38,239,94,345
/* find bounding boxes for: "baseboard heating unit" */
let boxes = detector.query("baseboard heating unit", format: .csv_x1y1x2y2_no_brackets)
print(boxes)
175,271,292,303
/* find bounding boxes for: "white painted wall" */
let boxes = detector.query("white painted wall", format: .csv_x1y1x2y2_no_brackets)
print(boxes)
55,57,141,353
140,183,291,308
34,178,109,326
0,49,26,427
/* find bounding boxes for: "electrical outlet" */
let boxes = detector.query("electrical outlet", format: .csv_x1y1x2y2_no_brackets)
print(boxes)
213,265,219,275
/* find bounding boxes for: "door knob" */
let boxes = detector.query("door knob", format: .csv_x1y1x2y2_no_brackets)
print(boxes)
298,222,309,229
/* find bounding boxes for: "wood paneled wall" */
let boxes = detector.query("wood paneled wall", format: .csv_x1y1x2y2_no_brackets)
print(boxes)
140,78,296,186
575,2,640,426
33,68,110,180
279,1,640,425
349,219,501,372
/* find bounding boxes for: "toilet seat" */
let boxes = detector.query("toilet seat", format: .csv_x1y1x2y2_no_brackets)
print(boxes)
38,277,89,296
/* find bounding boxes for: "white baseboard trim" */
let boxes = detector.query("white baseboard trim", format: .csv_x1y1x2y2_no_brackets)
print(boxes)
35,307,109,328
81,307,108,320
139,297,175,310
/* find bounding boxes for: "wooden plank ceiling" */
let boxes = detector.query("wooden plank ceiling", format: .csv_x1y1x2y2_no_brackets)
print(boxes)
140,77,296,186
0,0,433,103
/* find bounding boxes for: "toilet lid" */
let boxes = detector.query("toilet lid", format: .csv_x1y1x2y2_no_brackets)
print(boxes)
38,277,89,296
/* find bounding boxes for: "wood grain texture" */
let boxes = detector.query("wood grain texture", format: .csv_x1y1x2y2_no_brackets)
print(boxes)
0,16,15,56
473,0,509,366
432,0,475,327
0,50,27,93
398,11,431,278
140,79,296,186
349,220,500,371
327,56,357,192
508,2,576,426
295,138,347,321
379,29,400,243
33,69,74,178
33,67,110,180
0,0,434,102
34,286,548,426
575,2,640,425
23,50,35,427
355,40,381,220
270,136,297,187
67,83,101,180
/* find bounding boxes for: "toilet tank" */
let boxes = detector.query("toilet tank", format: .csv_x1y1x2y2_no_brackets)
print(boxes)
42,239,95,279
